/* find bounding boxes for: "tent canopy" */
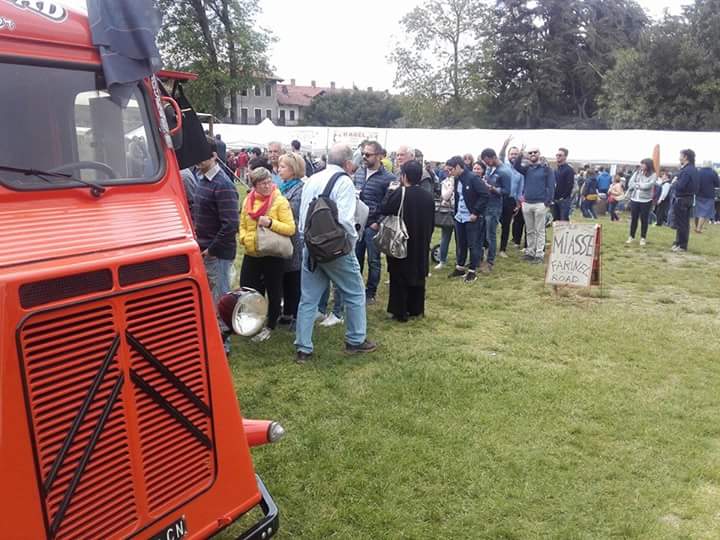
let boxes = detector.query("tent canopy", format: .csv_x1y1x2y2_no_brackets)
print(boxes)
207,121,719,167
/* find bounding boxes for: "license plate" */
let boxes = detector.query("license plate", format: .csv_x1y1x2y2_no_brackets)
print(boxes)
148,516,187,540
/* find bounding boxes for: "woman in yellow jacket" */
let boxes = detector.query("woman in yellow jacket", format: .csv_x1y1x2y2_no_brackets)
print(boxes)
239,167,296,342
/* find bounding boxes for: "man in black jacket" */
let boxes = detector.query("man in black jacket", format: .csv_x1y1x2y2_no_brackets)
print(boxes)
672,149,700,252
553,147,575,221
445,156,489,283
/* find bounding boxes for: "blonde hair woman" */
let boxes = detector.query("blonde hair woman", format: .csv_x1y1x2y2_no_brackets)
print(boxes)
239,167,295,341
276,152,306,328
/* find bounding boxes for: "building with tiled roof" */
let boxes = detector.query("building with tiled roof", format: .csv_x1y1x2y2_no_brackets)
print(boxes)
232,77,339,126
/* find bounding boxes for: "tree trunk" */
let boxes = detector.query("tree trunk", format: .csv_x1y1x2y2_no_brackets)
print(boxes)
188,0,225,117
214,0,239,123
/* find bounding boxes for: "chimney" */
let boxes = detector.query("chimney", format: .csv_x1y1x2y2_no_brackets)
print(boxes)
330,81,336,90
290,79,295,86
311,80,316,88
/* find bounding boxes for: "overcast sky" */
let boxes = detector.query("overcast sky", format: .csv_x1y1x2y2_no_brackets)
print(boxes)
60,0,688,91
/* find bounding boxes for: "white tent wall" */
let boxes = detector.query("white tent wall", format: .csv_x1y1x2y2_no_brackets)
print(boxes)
206,121,719,167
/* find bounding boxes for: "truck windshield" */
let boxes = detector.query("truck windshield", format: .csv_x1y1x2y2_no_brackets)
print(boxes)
0,62,162,191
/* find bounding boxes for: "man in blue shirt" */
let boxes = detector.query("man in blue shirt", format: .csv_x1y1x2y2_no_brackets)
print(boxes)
597,168,612,194
480,148,512,270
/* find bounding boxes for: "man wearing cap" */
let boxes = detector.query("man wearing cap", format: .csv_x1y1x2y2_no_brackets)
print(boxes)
514,147,555,264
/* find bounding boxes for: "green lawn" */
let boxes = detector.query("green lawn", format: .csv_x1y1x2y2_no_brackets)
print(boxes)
222,213,720,539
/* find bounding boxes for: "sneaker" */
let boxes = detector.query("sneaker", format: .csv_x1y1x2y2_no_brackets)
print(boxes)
345,340,377,354
315,311,326,323
295,350,313,364
366,296,377,305
464,270,477,283
434,261,446,270
498,251,508,258
671,245,680,252
251,327,271,343
522,254,534,261
530,257,544,264
320,313,344,327
448,267,466,278
639,238,646,246
277,315,293,326
625,237,634,244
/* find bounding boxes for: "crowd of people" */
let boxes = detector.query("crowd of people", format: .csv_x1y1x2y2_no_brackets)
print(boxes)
182,134,719,363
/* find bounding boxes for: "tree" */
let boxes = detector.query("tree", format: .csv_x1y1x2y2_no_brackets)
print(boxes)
157,0,272,120
301,91,403,128
389,0,487,127
599,0,720,130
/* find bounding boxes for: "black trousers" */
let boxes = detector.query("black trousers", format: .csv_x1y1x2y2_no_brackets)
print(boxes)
673,197,693,249
630,201,652,239
500,197,516,252
512,207,525,246
655,199,670,226
387,273,425,322
282,270,301,319
240,255,284,329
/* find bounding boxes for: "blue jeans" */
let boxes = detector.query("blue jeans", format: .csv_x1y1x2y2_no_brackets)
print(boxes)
319,284,344,318
355,226,381,298
204,255,234,351
484,205,501,265
581,200,597,219
454,219,484,271
439,226,453,263
554,198,572,221
295,249,367,354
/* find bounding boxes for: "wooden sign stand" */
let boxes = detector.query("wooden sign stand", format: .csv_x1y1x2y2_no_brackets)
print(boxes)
546,222,602,295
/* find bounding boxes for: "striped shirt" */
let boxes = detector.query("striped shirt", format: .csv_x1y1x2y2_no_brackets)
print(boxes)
192,164,239,260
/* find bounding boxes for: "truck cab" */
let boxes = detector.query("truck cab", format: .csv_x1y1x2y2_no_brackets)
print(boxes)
0,3,279,539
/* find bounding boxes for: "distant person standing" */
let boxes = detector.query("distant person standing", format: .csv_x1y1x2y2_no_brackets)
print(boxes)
214,133,227,163
694,161,719,233
671,149,700,252
514,147,555,264
654,171,672,226
291,139,315,178
607,175,625,222
553,148,574,221
479,149,512,271
625,159,657,246
380,160,435,322
499,136,525,251
580,170,599,219
267,141,283,186
596,167,611,194
354,141,396,304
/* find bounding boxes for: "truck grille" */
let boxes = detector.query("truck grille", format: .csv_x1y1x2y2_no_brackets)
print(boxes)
18,280,215,539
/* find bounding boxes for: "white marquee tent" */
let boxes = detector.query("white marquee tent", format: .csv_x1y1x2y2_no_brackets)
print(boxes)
208,119,719,167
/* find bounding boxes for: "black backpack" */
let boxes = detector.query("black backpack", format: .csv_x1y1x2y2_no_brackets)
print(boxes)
304,172,352,268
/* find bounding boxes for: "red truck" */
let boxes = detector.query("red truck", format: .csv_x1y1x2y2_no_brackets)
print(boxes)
0,2,281,538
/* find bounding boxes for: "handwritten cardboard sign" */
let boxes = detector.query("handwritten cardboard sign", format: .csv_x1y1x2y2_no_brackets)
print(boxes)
546,223,601,288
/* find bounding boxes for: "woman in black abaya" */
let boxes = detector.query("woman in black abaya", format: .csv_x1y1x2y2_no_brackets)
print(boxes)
380,160,435,322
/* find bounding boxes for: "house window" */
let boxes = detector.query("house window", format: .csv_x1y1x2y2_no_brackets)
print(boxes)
254,86,261,97
241,108,248,124
265,109,272,121
279,110,286,125
289,110,296,122
265,84,272,97
254,108,262,124
241,88,248,96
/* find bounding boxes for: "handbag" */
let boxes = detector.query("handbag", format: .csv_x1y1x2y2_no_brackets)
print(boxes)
434,200,455,228
255,194,294,258
373,187,409,259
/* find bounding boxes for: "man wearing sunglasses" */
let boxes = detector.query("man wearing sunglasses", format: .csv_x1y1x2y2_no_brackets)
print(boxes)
353,141,396,304
514,147,556,264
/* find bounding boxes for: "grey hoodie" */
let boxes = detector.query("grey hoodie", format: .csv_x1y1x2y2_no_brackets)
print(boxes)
628,171,657,203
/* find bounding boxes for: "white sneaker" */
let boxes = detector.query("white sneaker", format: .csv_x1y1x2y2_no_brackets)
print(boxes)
625,237,634,244
498,251,508,258
251,327,271,342
314,311,326,323
320,313,344,327
434,262,445,270
639,238,646,246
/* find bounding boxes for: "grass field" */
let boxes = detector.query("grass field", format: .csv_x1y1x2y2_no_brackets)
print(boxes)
222,213,720,539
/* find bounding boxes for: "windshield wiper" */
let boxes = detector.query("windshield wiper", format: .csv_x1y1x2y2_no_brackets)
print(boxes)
0,165,106,198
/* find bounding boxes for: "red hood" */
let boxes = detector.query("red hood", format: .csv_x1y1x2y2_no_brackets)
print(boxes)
0,1,99,65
